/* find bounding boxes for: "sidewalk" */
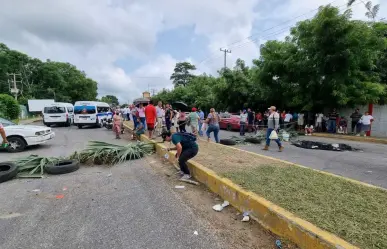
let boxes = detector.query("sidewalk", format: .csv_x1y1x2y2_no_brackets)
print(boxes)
312,132,387,145
18,117,42,125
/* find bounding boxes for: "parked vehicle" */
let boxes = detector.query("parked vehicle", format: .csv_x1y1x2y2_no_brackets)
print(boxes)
73,101,110,129
43,102,74,127
219,115,241,131
0,117,55,152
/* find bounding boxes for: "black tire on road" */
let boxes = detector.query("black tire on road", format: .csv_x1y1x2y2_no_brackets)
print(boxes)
45,159,80,175
226,124,232,131
220,139,236,146
78,125,83,129
0,162,18,183
6,136,27,153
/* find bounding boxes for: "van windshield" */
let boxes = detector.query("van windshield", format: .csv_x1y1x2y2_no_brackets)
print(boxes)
74,106,96,114
44,106,66,113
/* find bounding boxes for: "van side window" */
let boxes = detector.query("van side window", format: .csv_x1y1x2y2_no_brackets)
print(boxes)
97,107,109,113
67,107,73,113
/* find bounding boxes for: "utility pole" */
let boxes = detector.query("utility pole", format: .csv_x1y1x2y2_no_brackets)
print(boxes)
220,48,231,69
7,73,22,100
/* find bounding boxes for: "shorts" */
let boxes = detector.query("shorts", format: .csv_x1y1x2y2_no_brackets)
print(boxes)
147,123,155,131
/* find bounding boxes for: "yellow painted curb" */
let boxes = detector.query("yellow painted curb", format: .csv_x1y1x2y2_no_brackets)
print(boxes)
124,123,360,249
313,133,387,145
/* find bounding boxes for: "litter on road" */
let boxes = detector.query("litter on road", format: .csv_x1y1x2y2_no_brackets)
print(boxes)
55,194,64,199
175,185,185,189
212,201,230,212
193,231,198,236
292,140,356,151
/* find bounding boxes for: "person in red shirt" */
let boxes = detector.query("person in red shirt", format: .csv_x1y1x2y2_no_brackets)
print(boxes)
255,112,263,130
145,100,157,139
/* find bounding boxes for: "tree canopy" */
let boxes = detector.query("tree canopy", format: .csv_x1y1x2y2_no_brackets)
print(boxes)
100,95,119,106
0,43,98,105
153,5,387,112
170,62,197,87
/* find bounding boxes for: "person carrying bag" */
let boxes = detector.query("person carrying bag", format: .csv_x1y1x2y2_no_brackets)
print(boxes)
263,106,284,152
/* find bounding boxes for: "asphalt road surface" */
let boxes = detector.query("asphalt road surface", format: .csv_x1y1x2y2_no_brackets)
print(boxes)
214,129,387,189
0,123,223,249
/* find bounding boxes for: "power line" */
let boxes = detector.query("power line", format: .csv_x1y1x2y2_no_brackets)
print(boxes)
197,0,349,66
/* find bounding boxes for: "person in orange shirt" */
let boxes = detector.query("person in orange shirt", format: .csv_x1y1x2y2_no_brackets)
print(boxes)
145,100,157,139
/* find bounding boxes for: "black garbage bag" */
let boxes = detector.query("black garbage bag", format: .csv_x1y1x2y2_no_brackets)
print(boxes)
292,140,353,152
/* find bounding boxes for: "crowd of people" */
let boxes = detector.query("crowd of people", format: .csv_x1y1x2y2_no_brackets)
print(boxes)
235,107,375,137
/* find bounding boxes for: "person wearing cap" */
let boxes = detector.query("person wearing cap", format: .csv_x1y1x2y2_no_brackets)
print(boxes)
188,107,200,136
263,106,284,152
161,130,198,180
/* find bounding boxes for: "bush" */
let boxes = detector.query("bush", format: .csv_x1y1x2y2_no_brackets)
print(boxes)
0,94,20,120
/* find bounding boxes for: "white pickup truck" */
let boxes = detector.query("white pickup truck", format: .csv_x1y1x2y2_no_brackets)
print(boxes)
0,117,55,152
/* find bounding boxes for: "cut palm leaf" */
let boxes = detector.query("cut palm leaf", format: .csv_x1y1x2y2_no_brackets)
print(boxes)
72,141,154,165
13,155,64,176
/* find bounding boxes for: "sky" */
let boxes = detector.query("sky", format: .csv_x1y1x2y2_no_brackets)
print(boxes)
0,0,386,103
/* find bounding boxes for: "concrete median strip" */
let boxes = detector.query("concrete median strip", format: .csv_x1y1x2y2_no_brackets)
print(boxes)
123,122,361,249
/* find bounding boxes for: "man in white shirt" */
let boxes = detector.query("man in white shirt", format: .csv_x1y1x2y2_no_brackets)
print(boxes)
284,111,293,129
315,113,324,132
123,106,129,121
156,101,164,135
358,111,374,137
239,110,248,136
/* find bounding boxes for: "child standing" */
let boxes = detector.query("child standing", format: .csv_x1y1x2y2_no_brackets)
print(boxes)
113,111,122,139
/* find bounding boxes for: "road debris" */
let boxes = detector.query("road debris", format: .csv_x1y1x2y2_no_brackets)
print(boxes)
212,200,230,212
56,194,64,199
63,187,68,191
107,173,112,177
175,185,185,189
242,211,250,222
32,189,40,192
275,239,282,248
0,212,22,219
193,231,198,236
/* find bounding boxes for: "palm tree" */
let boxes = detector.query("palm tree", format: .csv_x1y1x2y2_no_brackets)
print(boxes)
347,0,380,21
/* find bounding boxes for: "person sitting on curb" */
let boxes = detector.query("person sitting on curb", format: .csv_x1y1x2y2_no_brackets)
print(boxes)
305,124,314,136
161,130,199,180
262,106,284,152
132,117,145,140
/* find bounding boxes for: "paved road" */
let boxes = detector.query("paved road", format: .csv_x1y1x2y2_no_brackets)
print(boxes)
213,129,387,189
0,124,222,249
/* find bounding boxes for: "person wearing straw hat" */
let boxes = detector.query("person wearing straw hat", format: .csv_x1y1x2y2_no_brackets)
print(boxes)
262,106,284,152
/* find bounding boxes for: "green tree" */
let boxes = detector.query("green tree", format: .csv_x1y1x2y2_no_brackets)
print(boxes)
101,95,119,106
0,94,20,120
170,62,197,87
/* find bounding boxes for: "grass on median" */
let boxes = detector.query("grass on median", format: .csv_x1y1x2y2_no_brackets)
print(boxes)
223,164,387,249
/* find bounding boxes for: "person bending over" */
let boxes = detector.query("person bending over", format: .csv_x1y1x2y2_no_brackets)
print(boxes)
161,130,198,180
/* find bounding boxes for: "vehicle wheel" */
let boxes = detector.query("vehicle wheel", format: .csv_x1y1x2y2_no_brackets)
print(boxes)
45,159,80,175
78,125,83,129
244,137,262,144
226,124,232,131
6,136,27,153
220,139,236,146
0,162,18,183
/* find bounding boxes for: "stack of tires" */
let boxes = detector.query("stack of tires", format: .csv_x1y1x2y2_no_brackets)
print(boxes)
0,160,80,184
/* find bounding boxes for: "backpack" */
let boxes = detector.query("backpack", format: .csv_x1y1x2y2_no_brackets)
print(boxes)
176,132,197,142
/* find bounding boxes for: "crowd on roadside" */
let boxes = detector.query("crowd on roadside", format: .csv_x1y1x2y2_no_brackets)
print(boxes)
233,107,375,137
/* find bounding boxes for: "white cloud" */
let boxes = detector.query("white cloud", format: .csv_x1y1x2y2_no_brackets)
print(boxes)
0,0,385,103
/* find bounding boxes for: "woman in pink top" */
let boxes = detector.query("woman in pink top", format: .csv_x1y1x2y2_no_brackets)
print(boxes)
178,109,186,132
137,103,146,129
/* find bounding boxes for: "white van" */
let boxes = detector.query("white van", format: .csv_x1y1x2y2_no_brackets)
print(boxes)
43,102,74,127
73,101,111,128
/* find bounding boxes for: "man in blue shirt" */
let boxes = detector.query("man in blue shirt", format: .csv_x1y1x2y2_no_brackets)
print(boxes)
161,130,199,180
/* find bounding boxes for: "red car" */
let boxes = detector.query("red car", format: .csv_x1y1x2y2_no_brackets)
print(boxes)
219,115,241,131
